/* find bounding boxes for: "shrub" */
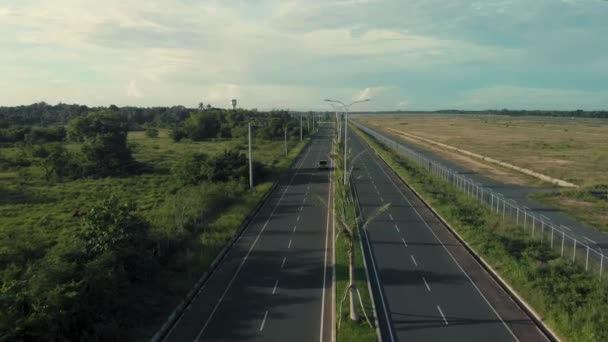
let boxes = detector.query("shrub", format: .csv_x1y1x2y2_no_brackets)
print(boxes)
145,126,159,138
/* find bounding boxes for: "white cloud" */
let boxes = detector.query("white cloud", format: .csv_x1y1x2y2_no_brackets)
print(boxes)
126,80,143,98
397,100,408,108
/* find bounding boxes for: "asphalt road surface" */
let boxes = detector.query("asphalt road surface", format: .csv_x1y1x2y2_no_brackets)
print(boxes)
162,127,334,342
349,129,550,342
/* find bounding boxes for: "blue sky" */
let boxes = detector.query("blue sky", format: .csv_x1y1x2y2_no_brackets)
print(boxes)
1,0,607,110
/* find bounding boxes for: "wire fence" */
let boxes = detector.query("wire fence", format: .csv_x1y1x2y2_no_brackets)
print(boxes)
353,121,606,280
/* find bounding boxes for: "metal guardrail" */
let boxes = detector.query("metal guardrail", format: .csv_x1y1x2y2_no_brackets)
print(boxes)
353,121,606,280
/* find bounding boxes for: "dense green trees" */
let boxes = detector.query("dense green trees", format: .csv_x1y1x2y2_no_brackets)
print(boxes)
67,110,135,176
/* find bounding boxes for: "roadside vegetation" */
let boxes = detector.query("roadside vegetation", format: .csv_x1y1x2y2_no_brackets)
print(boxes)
0,105,311,341
354,125,608,342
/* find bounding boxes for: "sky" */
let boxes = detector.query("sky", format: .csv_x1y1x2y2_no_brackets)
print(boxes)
1,0,607,111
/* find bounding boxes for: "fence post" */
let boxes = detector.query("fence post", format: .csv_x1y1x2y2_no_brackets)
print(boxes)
516,207,519,224
561,231,565,256
573,239,577,263
502,200,505,222
541,221,545,242
532,216,535,237
601,254,604,279
550,226,554,248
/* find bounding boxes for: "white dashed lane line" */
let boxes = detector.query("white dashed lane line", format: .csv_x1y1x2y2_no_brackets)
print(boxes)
260,310,269,331
388,213,394,221
272,280,279,295
281,257,287,269
287,239,293,249
437,305,448,325
410,255,418,267
394,224,400,233
401,238,408,247
422,277,431,292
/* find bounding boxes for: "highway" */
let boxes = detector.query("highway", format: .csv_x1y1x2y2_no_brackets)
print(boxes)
349,129,550,342
161,127,334,342
362,122,608,250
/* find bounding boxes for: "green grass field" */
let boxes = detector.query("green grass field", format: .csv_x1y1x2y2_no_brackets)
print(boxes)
0,129,308,340
354,125,608,342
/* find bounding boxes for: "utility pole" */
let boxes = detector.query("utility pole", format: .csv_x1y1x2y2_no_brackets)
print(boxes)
300,114,303,141
284,126,288,156
248,122,253,190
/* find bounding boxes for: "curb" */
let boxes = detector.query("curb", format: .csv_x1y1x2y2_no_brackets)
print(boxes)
150,139,311,342
357,128,560,342
351,184,383,342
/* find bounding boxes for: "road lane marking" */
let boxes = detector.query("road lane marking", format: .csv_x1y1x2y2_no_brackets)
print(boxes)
410,255,418,267
300,205,303,212
367,149,520,341
422,277,431,292
319,141,333,342
379,195,384,202
401,238,408,247
394,224,400,233
281,256,287,269
437,305,448,325
297,215,301,221
584,236,597,244
272,280,279,295
260,310,269,331
388,214,394,220
292,225,297,233
288,239,293,249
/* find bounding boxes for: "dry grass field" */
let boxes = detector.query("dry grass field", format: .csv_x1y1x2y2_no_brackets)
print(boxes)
355,114,608,232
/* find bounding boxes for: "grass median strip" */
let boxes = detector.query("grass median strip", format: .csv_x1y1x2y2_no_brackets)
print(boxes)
354,125,608,342
332,136,377,342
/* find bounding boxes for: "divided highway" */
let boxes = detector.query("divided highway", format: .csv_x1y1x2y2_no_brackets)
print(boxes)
349,128,551,342
161,128,334,342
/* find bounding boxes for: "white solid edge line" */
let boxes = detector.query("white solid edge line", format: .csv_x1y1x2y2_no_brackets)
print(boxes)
368,148,520,342
192,141,314,342
260,310,269,331
437,305,448,325
363,223,396,342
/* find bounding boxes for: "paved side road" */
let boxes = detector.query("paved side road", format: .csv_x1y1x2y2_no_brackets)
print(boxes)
350,130,550,342
160,128,334,342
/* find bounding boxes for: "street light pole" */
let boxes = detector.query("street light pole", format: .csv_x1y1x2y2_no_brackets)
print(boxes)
300,113,303,141
324,99,370,185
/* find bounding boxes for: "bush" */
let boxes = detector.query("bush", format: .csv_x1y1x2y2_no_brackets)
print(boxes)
68,111,135,176
204,149,249,184
145,126,159,138
172,152,208,186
